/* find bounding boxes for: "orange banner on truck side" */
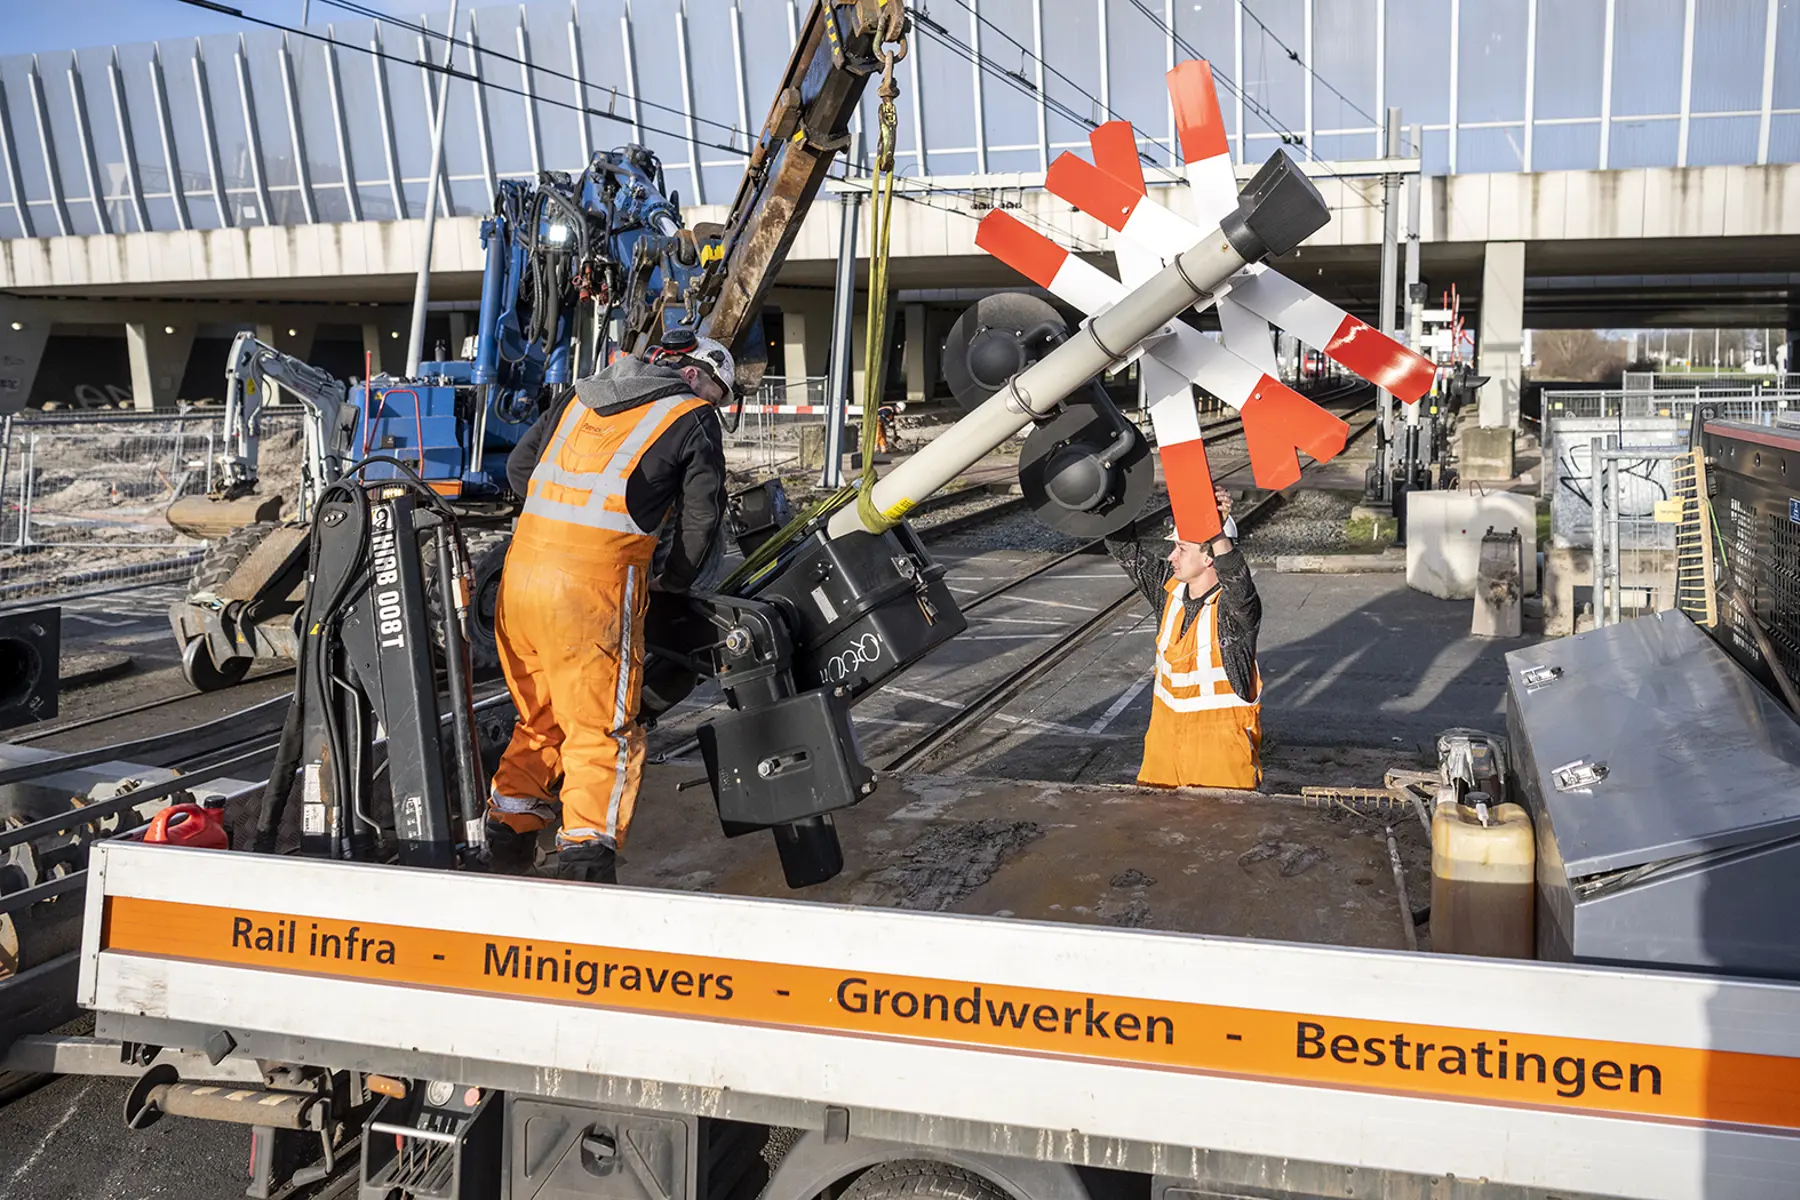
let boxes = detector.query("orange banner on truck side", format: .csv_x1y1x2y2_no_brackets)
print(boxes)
102,896,1800,1133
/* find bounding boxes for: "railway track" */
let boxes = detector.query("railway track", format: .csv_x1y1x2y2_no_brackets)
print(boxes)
1,383,1373,1106
8,669,295,749
872,392,1379,775
643,383,1373,761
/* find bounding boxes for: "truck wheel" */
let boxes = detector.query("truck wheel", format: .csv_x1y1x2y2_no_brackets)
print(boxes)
182,636,251,692
842,1162,1015,1200
191,521,278,597
425,530,511,675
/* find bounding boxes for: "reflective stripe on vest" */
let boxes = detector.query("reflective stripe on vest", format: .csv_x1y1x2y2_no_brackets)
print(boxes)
1152,579,1256,714
520,394,707,536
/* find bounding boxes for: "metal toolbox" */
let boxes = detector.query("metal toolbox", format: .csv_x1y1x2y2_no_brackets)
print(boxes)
1506,610,1800,978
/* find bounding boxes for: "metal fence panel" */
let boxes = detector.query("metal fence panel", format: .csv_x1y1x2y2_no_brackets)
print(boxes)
1541,388,1793,423
1620,371,1791,392
0,413,209,548
1589,444,1688,627
1546,416,1688,544
1539,390,1799,474
0,408,309,551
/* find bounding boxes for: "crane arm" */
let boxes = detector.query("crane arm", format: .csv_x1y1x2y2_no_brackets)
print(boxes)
692,0,908,379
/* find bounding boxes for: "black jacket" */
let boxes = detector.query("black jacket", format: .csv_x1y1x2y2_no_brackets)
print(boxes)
506,358,726,595
1105,520,1262,702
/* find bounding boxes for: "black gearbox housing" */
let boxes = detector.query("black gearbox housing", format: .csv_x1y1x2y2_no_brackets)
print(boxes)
690,519,966,889
748,522,967,699
701,689,870,833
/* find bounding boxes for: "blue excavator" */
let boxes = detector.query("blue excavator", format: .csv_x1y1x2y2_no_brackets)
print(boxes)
164,0,906,691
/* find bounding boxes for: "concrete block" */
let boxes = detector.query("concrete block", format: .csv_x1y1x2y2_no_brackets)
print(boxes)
798,423,827,471
1542,545,1594,637
1461,426,1516,480
1471,529,1523,638
1405,489,1538,600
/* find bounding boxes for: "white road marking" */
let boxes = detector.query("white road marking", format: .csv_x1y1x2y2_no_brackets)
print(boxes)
990,593,1090,611
881,687,959,709
877,687,1097,739
848,714,933,729
3,1080,93,1193
1087,673,1153,734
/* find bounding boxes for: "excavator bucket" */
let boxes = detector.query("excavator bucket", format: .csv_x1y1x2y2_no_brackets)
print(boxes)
166,493,286,542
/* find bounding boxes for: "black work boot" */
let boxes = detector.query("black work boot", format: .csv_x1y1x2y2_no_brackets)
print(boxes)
483,820,538,875
549,841,618,885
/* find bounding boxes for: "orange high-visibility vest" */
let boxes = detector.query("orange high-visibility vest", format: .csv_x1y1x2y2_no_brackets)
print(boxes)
1139,578,1262,789
1151,578,1259,714
514,394,709,566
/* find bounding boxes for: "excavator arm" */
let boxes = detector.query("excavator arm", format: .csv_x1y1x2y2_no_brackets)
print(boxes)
689,0,908,380
212,331,350,519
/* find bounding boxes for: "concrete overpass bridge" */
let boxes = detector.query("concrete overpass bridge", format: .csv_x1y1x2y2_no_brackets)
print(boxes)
4,162,1796,411
2,0,1798,411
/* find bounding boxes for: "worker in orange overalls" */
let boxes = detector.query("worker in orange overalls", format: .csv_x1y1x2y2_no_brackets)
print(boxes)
485,331,733,883
1106,488,1263,789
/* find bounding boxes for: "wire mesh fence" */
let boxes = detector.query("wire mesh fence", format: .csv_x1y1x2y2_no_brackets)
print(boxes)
1620,371,1791,392
719,377,876,478
0,413,215,549
1588,442,1686,627
0,409,317,550
1541,389,1795,424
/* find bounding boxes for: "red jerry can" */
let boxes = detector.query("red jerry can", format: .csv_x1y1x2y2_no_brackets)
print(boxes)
144,804,229,850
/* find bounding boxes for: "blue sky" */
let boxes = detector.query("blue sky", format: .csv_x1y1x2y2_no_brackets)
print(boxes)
2,0,415,58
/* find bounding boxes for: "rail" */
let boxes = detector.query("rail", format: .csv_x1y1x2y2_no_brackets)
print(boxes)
881,398,1379,772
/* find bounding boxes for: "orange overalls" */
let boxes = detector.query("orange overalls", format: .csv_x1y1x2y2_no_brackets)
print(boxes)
1138,578,1263,789
487,393,710,848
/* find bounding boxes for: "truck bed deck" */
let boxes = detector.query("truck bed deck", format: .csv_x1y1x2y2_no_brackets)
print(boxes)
623,765,1426,951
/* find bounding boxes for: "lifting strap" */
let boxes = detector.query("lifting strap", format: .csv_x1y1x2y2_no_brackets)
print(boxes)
852,54,904,536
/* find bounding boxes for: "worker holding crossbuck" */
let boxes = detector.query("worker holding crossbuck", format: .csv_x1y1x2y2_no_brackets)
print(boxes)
1108,490,1263,788
980,60,1433,788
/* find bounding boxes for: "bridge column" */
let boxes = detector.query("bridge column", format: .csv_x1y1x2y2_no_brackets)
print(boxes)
361,310,409,377
0,301,53,415
448,312,471,360
254,320,318,406
848,294,899,413
1477,242,1524,428
902,302,934,406
777,291,832,405
126,320,196,411
1470,240,1525,480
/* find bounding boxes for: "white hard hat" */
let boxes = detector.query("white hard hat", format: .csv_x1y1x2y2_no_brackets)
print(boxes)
689,336,735,391
1166,515,1238,543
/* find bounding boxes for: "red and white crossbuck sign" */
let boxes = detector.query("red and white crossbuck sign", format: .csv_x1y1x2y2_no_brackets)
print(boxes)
977,60,1435,542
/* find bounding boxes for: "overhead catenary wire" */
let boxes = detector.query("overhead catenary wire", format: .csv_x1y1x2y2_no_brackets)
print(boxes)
172,0,1321,250
311,0,753,147
169,0,1101,253
917,0,1379,215
1240,2,1382,129
930,0,1175,167
1114,0,1381,211
909,17,1137,158
169,0,753,159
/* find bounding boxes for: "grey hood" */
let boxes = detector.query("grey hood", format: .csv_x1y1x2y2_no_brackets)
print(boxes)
571,355,695,417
